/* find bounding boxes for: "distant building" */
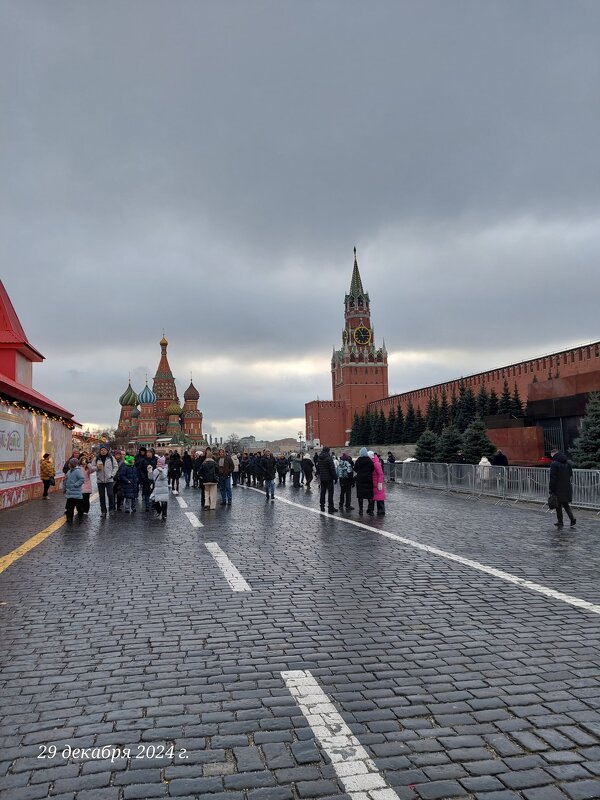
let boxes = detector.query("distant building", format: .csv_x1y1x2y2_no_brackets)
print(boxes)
116,336,206,452
0,281,76,508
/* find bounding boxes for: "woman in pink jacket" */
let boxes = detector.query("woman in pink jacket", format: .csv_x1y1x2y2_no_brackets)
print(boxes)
368,450,386,516
79,454,97,515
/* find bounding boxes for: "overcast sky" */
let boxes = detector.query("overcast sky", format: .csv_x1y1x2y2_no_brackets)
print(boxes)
2,1,600,439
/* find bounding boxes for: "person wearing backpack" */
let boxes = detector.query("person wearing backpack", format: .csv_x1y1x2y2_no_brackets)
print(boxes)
337,453,355,511
200,447,218,509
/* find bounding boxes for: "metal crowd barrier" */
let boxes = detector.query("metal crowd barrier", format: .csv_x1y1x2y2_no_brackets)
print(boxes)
382,462,600,511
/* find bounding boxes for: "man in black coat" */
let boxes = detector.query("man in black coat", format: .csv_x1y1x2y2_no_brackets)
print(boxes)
549,448,576,528
491,449,509,467
316,446,338,513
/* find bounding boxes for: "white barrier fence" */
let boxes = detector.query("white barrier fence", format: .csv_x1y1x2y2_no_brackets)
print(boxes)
383,462,600,511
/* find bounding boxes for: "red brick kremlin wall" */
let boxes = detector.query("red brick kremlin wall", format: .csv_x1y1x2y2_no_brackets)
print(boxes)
369,341,600,418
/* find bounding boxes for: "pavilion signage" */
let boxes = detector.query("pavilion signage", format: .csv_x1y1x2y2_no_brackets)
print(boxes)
0,411,25,470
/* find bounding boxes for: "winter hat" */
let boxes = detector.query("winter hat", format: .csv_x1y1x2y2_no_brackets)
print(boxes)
341,452,350,461
157,456,166,467
367,450,375,458
69,457,79,467
359,447,368,457
124,455,135,466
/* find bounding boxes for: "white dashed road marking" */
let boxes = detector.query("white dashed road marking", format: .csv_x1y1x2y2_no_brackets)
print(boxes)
205,542,251,591
185,511,202,528
175,494,188,509
247,487,600,616
282,670,400,799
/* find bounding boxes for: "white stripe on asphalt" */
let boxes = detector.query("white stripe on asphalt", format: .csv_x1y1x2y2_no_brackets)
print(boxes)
282,670,399,799
205,542,251,591
185,511,202,528
176,494,188,509
247,487,600,616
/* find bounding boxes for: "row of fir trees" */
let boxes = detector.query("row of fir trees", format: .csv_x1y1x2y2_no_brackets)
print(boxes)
349,378,524,446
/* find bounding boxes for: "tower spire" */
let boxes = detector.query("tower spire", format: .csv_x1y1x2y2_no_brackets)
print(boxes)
349,246,365,296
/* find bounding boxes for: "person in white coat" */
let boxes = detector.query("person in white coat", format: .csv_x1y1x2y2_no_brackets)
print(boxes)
151,456,169,519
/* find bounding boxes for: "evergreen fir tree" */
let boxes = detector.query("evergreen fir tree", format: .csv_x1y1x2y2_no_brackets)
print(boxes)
373,409,386,445
404,401,417,443
414,408,426,441
426,395,440,433
450,389,459,426
488,388,499,415
415,429,439,463
498,378,512,414
456,385,477,432
361,412,371,445
511,383,524,417
385,408,396,443
438,390,450,432
476,385,489,418
349,412,361,446
394,404,405,443
436,425,464,463
462,418,496,464
571,392,600,468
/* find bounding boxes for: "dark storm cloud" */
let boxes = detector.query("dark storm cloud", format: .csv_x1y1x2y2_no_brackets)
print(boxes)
2,1,600,434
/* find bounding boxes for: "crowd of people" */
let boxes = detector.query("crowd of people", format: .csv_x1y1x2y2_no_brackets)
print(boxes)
45,442,579,528
48,444,392,522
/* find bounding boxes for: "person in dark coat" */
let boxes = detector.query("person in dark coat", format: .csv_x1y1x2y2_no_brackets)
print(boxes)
276,454,289,484
135,447,152,511
491,449,509,467
260,449,277,501
193,450,204,489
182,451,193,488
549,449,576,528
316,446,338,513
301,452,315,490
168,452,182,492
353,447,375,515
120,455,139,512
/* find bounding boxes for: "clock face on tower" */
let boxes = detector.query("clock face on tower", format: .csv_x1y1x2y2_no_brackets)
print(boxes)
353,326,371,345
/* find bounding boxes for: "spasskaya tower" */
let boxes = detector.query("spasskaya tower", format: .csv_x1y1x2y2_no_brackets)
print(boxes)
306,249,388,447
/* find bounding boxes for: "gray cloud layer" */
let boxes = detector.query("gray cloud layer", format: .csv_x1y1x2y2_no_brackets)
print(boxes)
2,1,600,435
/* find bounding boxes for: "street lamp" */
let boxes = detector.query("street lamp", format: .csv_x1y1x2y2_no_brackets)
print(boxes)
297,431,305,452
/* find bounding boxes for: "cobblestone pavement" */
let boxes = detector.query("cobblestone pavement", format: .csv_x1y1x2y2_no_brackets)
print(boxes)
1,480,600,800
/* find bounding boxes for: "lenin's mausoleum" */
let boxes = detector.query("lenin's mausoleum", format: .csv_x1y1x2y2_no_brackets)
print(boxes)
0,282,75,509
306,251,600,463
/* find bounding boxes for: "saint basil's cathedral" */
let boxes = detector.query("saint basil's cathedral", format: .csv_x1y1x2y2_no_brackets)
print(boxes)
116,336,205,451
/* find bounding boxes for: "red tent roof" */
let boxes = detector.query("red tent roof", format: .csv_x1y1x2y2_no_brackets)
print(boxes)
0,281,44,361
0,373,78,423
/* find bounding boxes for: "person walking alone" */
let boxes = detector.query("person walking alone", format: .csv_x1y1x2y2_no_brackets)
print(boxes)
182,451,193,488
549,448,576,528
353,447,375,515
301,452,315,490
40,453,55,498
317,446,338,513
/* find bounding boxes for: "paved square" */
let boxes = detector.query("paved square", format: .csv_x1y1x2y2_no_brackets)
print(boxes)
1,481,600,800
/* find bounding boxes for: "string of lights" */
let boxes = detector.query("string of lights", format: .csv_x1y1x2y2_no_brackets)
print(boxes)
0,394,76,430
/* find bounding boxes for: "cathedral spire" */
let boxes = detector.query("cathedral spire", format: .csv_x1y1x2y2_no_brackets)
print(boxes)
349,246,365,297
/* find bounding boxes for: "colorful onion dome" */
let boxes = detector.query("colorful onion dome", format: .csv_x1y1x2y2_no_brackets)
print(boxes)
165,402,183,415
138,383,156,404
184,380,200,401
130,406,140,418
119,381,138,407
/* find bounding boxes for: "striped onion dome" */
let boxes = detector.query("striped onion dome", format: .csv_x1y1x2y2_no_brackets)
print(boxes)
119,381,138,407
138,383,156,404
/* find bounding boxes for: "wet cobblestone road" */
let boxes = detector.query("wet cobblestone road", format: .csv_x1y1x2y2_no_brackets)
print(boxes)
1,480,600,800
